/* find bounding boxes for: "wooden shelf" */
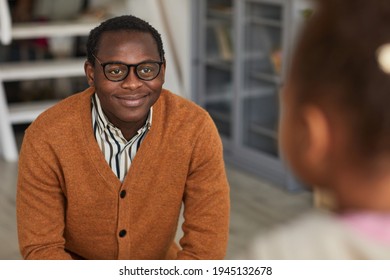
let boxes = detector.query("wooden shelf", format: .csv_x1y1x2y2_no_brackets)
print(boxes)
249,122,277,139
0,0,125,162
247,17,282,28
251,72,282,84
11,19,100,40
241,87,276,98
207,6,233,19
0,58,86,82
8,100,58,124
205,57,233,71
242,51,267,60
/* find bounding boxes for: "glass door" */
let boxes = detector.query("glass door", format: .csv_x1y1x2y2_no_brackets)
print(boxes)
202,0,234,140
238,0,284,158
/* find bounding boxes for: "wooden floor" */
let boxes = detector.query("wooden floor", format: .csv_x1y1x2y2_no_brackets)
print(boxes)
0,160,19,259
0,158,312,260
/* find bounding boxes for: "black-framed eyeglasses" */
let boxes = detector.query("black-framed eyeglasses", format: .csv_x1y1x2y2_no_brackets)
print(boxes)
92,54,163,82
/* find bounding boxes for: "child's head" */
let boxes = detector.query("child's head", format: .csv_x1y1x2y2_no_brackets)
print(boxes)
280,0,390,191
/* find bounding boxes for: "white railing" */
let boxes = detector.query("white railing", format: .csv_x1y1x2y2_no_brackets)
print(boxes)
0,0,12,45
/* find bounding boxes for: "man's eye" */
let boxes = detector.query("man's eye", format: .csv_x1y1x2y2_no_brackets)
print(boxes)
139,67,153,74
109,68,123,75
105,64,126,77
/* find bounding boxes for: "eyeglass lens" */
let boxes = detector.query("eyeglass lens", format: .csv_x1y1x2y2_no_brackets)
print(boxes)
104,62,161,81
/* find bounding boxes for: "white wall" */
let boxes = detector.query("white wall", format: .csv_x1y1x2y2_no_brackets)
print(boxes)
125,0,191,99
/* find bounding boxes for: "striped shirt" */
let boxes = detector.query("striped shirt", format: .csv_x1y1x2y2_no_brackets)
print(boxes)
91,93,152,182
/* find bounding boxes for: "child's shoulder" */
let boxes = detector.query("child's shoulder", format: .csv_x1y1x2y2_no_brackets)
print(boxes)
240,210,390,259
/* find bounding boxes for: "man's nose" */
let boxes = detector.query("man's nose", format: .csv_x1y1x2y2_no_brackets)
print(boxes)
121,67,143,90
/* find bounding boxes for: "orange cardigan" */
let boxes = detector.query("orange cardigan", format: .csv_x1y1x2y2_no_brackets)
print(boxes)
17,87,230,260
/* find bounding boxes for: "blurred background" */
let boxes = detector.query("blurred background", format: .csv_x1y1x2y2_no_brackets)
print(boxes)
0,0,314,259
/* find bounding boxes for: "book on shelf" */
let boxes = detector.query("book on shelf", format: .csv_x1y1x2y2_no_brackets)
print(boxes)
209,4,233,17
270,47,282,74
213,25,233,61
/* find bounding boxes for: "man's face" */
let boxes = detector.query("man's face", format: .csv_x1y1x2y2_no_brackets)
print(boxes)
85,30,165,129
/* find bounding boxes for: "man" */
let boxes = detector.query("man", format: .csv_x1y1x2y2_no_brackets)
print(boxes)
16,15,230,260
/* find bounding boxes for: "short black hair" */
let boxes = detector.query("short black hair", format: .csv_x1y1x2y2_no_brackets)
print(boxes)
290,0,390,160
86,15,165,65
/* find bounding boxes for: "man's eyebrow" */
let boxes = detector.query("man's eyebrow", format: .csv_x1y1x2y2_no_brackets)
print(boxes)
99,59,162,64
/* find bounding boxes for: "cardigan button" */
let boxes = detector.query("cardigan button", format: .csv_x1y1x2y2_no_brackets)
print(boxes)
120,190,126,198
119,229,127,238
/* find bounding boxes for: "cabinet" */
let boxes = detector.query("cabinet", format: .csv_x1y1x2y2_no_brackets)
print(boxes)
192,0,311,190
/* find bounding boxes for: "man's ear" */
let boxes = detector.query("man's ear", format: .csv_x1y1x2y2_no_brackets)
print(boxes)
84,61,95,87
301,105,331,182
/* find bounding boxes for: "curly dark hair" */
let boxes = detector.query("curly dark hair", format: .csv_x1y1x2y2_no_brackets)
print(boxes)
86,15,165,65
290,0,390,160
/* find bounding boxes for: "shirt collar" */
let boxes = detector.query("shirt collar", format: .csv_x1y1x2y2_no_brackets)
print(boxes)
92,93,153,137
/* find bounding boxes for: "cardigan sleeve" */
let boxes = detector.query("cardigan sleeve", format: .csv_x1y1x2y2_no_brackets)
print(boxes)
177,114,230,260
16,128,73,260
